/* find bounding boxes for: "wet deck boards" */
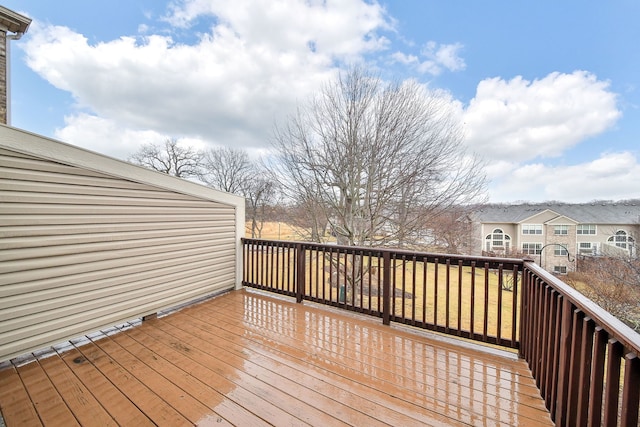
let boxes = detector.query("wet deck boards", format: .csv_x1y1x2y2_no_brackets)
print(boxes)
0,288,553,426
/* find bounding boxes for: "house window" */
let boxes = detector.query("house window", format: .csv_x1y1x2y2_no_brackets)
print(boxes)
577,224,596,235
553,266,567,274
554,245,568,256
522,224,543,235
522,243,542,255
485,229,511,251
554,225,569,235
608,230,635,249
578,242,595,254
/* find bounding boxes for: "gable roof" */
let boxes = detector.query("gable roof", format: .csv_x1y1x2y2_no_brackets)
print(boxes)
473,202,640,225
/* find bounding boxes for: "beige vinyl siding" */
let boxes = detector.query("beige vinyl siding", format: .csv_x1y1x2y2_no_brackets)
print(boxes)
0,143,239,362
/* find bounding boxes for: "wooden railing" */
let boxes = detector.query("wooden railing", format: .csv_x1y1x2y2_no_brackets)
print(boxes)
242,238,523,348
242,238,640,425
521,261,640,426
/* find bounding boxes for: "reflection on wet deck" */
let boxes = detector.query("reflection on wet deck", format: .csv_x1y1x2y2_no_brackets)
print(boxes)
0,288,553,426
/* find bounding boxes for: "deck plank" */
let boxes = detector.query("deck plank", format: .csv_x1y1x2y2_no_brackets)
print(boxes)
0,364,42,427
0,289,554,426
87,331,233,426
69,337,192,426
120,322,307,426
34,353,117,426
106,327,273,427
14,358,80,426
56,345,155,426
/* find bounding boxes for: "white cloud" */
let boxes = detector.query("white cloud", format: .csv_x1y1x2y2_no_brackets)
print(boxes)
391,41,465,76
488,152,640,202
464,71,621,162
54,114,172,160
22,0,393,156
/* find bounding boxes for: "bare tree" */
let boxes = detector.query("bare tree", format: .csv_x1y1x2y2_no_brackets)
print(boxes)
199,147,277,238
269,66,487,247
570,255,640,331
245,174,276,238
129,138,203,178
200,147,253,194
427,206,476,254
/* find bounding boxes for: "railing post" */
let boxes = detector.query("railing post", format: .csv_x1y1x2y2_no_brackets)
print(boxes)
296,243,305,303
382,251,391,325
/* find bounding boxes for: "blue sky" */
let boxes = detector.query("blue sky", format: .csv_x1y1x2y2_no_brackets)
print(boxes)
5,0,640,202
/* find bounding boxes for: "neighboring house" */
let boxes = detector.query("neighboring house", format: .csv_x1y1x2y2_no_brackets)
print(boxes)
471,202,640,274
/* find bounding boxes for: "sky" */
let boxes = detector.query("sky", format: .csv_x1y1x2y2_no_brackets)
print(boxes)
4,0,640,203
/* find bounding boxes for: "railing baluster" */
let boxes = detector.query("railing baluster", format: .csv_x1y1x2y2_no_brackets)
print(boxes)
539,286,552,394
401,255,407,320
422,257,427,326
531,277,542,380
392,254,397,316
567,309,586,426
555,297,574,426
549,292,562,416
351,251,357,307
497,264,504,342
470,261,476,338
603,339,623,427
483,262,489,341
377,253,381,313
445,258,451,334
359,250,365,310
313,248,319,299
411,256,417,324
382,251,391,325
457,260,463,334
367,251,372,312
433,258,439,326
519,269,530,360
511,265,519,346
576,317,596,427
620,354,640,427
587,327,607,427
295,243,304,303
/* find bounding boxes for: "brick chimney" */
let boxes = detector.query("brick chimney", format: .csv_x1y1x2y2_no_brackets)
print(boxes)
0,5,31,125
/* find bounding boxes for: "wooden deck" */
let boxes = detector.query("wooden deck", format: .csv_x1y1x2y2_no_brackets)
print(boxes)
0,288,553,426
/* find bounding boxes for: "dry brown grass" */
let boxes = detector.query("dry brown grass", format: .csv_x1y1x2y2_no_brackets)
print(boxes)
245,221,305,241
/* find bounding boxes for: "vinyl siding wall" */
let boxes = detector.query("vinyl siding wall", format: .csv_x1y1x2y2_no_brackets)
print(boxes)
0,128,243,362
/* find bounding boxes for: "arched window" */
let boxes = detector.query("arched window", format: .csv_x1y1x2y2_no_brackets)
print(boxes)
485,228,511,252
608,230,635,249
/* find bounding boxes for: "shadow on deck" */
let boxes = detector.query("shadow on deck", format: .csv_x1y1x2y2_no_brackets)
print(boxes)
0,288,553,426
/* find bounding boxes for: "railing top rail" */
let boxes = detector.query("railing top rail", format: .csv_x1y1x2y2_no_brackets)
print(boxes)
524,260,640,355
242,238,525,268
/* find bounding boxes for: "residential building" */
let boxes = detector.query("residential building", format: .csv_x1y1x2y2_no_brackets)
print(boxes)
472,202,639,273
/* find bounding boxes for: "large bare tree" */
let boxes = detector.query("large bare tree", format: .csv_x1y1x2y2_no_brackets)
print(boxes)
200,147,253,194
269,66,487,247
129,138,203,178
